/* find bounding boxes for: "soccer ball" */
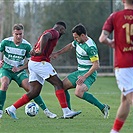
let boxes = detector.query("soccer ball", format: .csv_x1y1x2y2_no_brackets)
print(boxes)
25,102,39,117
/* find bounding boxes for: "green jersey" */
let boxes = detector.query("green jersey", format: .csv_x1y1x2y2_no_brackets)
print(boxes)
0,37,32,70
72,37,99,71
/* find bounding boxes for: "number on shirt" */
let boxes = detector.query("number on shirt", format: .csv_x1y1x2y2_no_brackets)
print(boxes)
122,23,133,44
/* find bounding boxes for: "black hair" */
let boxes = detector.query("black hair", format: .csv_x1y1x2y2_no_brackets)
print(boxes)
56,21,66,29
72,23,87,36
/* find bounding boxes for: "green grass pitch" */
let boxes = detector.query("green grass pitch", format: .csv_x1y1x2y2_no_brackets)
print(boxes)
0,76,132,133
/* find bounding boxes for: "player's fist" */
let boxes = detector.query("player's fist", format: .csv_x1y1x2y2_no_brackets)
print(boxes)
12,66,20,72
30,49,41,56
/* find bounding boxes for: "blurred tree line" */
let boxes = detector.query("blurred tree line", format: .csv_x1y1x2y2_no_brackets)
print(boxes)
0,0,123,73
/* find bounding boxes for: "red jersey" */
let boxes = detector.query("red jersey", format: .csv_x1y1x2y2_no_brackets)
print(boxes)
102,9,133,68
31,28,59,62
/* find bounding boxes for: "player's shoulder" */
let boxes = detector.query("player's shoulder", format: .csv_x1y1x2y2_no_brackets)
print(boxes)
2,37,14,42
47,28,59,39
43,28,58,38
86,37,96,47
111,9,126,17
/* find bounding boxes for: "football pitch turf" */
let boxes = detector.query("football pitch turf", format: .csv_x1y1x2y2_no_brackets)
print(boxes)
0,76,132,133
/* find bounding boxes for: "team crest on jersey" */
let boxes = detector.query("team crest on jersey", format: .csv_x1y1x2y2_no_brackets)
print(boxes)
21,50,25,55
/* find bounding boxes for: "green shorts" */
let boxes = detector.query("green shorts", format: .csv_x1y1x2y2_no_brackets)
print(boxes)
0,67,28,87
67,70,97,90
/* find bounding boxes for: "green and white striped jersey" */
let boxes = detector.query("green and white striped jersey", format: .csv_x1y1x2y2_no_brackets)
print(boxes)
0,37,32,70
72,37,99,71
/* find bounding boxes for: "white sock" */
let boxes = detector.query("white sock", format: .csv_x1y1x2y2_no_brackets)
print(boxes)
9,105,16,112
110,129,119,133
62,107,71,115
44,108,49,112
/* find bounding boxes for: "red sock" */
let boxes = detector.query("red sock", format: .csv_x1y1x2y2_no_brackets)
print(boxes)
55,89,68,108
13,94,30,109
112,118,125,132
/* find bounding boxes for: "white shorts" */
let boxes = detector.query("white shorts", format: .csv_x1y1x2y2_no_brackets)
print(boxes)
28,60,57,85
115,67,133,96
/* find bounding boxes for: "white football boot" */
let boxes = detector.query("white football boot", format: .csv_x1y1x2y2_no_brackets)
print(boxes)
44,108,57,118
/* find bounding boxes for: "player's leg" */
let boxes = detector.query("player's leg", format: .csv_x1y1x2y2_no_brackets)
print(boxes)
110,94,130,133
46,75,81,118
21,78,57,118
63,71,108,115
75,84,109,118
110,67,133,132
63,71,81,110
0,68,11,118
75,84,105,110
5,81,42,119
64,90,71,109
63,78,74,110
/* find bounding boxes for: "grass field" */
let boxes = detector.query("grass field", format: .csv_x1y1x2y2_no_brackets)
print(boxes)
0,76,132,133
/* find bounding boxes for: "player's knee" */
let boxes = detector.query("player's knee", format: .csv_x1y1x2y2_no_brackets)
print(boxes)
54,82,63,90
27,91,39,100
129,99,133,106
75,90,83,98
0,82,9,91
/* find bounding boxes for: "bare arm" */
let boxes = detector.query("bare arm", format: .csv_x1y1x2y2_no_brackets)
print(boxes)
50,43,73,59
99,30,115,48
83,60,99,78
12,59,29,72
30,32,52,56
76,60,100,85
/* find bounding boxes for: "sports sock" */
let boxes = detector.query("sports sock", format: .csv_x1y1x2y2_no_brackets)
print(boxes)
55,89,68,108
82,92,104,110
65,90,71,109
0,90,6,110
110,129,119,133
13,94,30,109
112,118,124,132
34,95,47,110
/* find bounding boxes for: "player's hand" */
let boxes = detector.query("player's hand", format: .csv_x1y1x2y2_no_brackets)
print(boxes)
109,39,115,48
76,76,86,85
50,52,58,60
0,60,4,68
12,67,20,72
30,49,41,56
30,49,37,56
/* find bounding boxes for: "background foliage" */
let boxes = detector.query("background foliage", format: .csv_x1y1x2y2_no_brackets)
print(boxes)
0,0,123,73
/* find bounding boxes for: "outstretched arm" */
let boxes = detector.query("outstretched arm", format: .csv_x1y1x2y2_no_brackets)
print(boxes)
50,43,73,59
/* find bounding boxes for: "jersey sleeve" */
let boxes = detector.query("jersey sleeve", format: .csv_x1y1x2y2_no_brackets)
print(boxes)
25,44,32,59
102,13,115,33
87,46,99,62
49,29,59,40
72,40,77,47
0,40,6,52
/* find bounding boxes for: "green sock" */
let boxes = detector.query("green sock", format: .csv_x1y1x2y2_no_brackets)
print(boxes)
34,95,47,110
65,90,71,109
82,92,104,110
0,90,6,110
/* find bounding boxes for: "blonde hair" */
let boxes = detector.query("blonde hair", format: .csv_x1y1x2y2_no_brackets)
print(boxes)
13,24,24,31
